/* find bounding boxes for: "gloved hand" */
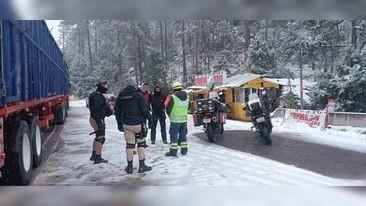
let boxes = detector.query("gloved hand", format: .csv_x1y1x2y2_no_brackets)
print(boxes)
118,125,124,132
148,122,153,129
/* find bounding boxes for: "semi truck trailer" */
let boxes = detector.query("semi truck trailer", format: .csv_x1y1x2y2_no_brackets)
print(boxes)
0,20,70,185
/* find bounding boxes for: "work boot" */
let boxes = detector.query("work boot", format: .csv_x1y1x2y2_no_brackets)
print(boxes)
125,161,133,174
165,149,178,157
90,151,96,161
151,141,155,145
138,159,152,173
181,148,188,156
94,155,108,164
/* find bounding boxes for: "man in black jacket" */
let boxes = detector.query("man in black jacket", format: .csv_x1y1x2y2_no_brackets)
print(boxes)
150,86,168,144
88,81,113,164
115,83,153,174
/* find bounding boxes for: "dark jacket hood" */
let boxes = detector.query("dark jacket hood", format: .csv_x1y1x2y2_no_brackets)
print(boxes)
97,85,108,94
153,86,162,96
174,90,188,101
121,85,138,96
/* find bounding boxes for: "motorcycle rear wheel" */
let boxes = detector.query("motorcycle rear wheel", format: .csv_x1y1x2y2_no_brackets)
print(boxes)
206,124,215,143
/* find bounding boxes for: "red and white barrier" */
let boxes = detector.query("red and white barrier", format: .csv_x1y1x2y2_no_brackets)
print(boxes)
282,109,327,128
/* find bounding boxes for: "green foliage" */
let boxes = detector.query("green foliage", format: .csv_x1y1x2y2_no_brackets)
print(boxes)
248,41,277,77
311,49,366,112
145,52,163,88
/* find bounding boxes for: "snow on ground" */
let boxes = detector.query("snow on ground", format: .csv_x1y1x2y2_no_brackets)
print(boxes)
69,98,87,107
274,118,366,153
1,187,366,206
32,100,365,186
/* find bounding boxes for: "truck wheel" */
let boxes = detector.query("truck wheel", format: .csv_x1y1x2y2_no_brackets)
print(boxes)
53,104,66,124
0,121,33,185
15,121,33,185
65,100,69,117
30,117,43,167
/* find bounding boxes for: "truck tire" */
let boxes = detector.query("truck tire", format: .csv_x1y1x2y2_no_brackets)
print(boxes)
0,121,33,185
53,104,66,124
29,116,43,167
65,100,69,117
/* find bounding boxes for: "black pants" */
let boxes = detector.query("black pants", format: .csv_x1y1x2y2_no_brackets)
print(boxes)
150,114,167,142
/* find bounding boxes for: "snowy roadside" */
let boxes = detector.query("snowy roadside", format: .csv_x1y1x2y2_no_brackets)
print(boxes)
271,118,366,153
31,101,366,186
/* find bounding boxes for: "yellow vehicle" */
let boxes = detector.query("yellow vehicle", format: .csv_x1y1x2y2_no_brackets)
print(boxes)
218,73,283,121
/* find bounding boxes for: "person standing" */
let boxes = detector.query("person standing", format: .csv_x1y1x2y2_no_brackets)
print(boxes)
150,86,167,144
139,82,152,111
165,81,190,157
88,81,113,164
115,82,153,174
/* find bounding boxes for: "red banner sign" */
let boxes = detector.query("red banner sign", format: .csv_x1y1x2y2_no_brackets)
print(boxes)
283,109,326,128
194,71,227,86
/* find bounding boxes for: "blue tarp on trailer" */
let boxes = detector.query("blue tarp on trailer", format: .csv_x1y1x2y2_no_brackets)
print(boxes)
0,20,69,106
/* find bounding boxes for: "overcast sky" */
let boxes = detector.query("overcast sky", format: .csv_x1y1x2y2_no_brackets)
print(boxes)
45,20,61,43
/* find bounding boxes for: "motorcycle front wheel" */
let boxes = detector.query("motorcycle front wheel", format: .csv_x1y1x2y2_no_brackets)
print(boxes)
258,124,272,145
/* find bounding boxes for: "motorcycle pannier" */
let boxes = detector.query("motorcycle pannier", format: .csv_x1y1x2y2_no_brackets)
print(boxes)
219,112,226,124
193,114,203,126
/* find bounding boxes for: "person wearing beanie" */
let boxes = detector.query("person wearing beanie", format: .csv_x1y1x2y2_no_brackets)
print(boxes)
88,81,113,164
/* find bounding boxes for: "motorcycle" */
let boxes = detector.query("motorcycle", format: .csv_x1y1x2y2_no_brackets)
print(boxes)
245,90,273,145
193,96,228,143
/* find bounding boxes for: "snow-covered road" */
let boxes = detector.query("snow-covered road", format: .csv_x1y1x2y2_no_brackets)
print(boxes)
31,101,366,186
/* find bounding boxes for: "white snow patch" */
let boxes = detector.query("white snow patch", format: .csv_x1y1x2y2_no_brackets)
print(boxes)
69,99,87,107
275,118,366,153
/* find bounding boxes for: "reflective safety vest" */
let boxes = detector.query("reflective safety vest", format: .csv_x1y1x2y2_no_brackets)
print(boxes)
170,94,190,123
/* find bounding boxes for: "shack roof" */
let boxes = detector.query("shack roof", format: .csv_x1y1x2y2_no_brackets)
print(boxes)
263,78,288,86
221,73,262,87
187,85,208,90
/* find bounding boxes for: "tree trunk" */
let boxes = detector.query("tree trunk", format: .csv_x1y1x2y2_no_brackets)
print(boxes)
94,20,98,54
86,20,93,72
351,20,358,50
265,20,268,42
117,32,122,75
132,22,140,85
137,35,144,84
195,30,199,75
182,20,187,84
164,20,169,85
159,20,166,86
244,20,251,54
80,22,85,55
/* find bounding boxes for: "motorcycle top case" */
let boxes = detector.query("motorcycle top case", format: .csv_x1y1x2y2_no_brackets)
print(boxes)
195,99,215,113
0,20,70,106
248,100,264,116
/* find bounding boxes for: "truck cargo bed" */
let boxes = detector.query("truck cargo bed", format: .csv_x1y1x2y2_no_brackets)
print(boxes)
0,20,69,107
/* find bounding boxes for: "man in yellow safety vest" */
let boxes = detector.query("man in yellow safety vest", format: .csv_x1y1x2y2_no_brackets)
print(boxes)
164,81,190,157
